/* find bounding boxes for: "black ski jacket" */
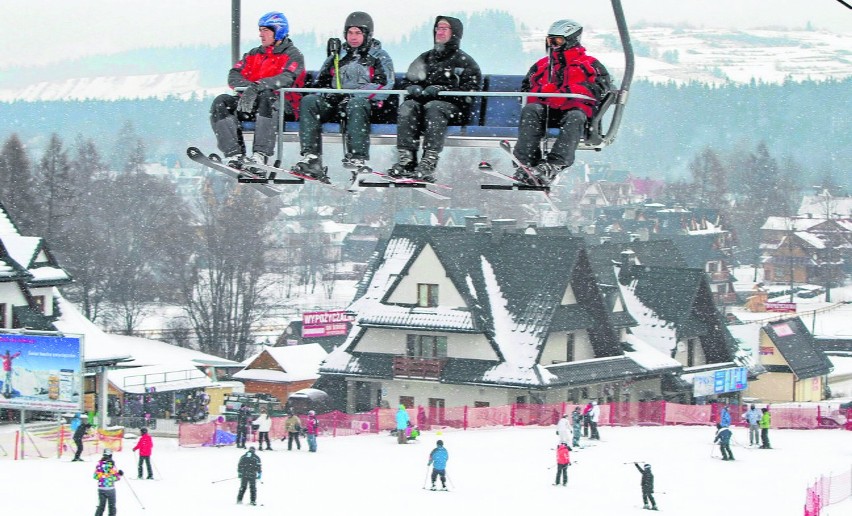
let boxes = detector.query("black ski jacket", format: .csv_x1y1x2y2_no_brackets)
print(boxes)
238,451,262,477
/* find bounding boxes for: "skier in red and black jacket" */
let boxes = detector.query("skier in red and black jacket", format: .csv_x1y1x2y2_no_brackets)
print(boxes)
210,11,307,170
513,19,611,186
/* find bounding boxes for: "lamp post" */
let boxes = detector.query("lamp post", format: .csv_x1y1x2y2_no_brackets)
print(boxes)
231,0,241,66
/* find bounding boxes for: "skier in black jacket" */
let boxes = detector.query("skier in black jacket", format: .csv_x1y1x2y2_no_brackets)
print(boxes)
237,446,262,505
72,422,93,461
387,16,482,183
634,462,658,511
236,405,251,449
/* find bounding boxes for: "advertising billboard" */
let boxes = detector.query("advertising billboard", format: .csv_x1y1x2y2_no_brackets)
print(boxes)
0,332,83,411
302,310,353,338
693,366,748,397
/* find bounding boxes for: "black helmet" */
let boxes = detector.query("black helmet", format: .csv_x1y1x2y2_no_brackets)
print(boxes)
344,11,373,47
547,19,583,50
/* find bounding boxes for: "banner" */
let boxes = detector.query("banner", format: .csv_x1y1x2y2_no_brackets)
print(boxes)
766,302,796,313
0,332,83,411
302,310,353,338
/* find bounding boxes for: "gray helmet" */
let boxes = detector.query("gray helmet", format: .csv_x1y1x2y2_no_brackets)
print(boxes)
547,19,583,48
344,11,374,47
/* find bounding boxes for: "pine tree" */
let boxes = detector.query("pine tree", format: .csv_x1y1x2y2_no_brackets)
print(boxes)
0,134,39,234
688,147,729,212
34,134,74,244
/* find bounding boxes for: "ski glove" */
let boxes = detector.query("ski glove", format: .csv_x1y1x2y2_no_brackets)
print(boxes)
257,473,262,480
118,470,124,476
237,84,260,114
406,85,423,98
422,85,446,99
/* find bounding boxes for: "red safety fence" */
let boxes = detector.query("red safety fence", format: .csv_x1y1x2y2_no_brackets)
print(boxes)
804,466,852,516
178,402,852,447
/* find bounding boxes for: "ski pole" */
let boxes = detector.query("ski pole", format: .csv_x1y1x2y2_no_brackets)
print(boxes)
211,476,239,484
422,465,431,489
123,476,146,510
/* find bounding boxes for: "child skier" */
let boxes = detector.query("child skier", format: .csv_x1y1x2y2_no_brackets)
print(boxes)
427,440,449,490
132,427,155,478
237,446,262,505
554,442,572,486
634,462,658,511
93,449,123,516
714,423,735,461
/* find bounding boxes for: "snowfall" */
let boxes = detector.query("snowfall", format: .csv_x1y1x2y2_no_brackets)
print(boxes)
1,422,850,515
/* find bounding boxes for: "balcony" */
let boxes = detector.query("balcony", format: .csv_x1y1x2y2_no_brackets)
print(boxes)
392,356,447,380
709,271,731,282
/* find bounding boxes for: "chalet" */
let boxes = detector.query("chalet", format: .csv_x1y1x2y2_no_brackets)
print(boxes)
233,344,328,403
586,243,741,402
746,317,833,402
319,221,683,416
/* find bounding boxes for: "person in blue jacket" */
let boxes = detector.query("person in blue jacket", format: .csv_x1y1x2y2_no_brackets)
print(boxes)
720,404,731,428
428,440,449,490
70,412,83,432
714,423,735,461
396,405,410,444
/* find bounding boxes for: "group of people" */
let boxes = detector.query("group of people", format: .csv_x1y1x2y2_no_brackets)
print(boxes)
235,405,320,452
713,404,773,462
211,11,611,187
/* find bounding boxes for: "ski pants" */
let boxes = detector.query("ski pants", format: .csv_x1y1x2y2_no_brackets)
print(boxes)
138,455,153,478
95,488,117,516
258,432,271,450
748,424,759,445
513,103,586,168
572,425,581,446
555,463,568,485
287,432,301,450
431,468,447,487
590,421,600,440
719,442,734,460
237,477,257,504
299,94,372,159
583,416,590,437
73,437,84,460
210,90,289,158
396,99,462,155
307,433,317,452
236,427,248,448
642,489,656,508
761,428,770,448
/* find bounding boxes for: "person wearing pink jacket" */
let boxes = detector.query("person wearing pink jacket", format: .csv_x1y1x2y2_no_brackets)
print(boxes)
132,427,154,479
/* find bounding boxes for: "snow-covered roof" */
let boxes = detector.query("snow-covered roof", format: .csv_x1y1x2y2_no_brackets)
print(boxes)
235,343,327,383
761,216,827,231
793,231,827,249
0,235,40,269
52,292,240,367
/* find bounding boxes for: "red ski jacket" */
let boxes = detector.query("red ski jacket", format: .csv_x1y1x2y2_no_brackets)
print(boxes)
228,39,307,119
133,433,153,457
521,46,609,118
556,444,571,465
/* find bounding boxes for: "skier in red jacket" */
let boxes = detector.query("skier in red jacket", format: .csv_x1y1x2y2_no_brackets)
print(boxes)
210,11,307,170
132,427,154,479
513,19,611,185
554,442,572,486
2,350,21,398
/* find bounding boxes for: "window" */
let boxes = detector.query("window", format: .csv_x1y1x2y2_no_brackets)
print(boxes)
32,296,45,313
0,303,5,328
399,396,414,409
417,283,439,307
566,333,575,362
474,401,490,408
687,338,699,367
406,335,447,358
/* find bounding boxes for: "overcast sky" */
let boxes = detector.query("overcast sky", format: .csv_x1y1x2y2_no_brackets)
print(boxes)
1,0,849,68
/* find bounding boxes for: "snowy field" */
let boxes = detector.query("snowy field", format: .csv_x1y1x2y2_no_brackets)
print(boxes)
2,424,850,515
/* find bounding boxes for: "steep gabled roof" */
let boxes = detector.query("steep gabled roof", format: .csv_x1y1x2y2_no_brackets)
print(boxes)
328,224,620,387
763,317,834,380
659,234,726,269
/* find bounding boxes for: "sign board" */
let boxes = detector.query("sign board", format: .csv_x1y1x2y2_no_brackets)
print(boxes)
302,310,353,338
0,332,83,411
693,367,748,397
766,302,796,313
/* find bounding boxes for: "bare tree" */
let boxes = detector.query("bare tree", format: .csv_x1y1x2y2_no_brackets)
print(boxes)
0,134,39,234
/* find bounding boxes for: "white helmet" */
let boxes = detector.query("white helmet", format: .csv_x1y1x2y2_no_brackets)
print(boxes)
547,19,582,49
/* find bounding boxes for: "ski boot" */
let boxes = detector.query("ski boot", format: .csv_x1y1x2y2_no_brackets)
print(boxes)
243,152,269,178
291,154,330,184
412,149,439,183
533,161,564,186
226,153,246,170
388,149,417,178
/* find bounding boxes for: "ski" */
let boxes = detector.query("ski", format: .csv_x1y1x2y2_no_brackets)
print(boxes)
496,140,559,210
358,171,450,201
240,160,350,193
478,161,551,192
423,487,450,492
186,147,282,198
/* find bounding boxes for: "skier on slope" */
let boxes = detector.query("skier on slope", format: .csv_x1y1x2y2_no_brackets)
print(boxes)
713,423,735,461
387,16,482,183
93,449,123,516
554,442,572,486
427,439,449,490
556,412,572,443
634,462,658,511
571,406,582,447
209,11,306,171
396,404,410,444
132,427,155,479
290,11,394,183
512,19,611,186
237,446,262,506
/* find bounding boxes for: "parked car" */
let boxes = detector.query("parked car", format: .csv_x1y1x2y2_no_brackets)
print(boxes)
284,388,330,415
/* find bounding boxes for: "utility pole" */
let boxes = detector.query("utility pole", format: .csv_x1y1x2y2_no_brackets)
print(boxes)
231,0,241,66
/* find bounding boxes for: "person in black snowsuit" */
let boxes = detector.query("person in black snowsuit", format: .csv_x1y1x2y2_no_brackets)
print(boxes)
387,16,481,183
72,422,93,461
237,446,262,505
634,462,658,511
290,11,395,183
236,405,251,449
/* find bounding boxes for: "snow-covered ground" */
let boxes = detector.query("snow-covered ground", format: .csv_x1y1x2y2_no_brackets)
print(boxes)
1,424,849,514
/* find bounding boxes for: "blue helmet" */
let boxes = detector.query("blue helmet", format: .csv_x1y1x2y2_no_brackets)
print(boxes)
258,12,289,41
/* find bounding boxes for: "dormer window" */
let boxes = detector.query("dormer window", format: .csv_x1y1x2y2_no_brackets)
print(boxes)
417,283,439,307
406,335,447,359
32,296,46,313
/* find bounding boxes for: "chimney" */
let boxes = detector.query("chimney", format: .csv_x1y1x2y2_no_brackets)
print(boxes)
618,249,637,284
465,215,489,232
491,219,517,243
